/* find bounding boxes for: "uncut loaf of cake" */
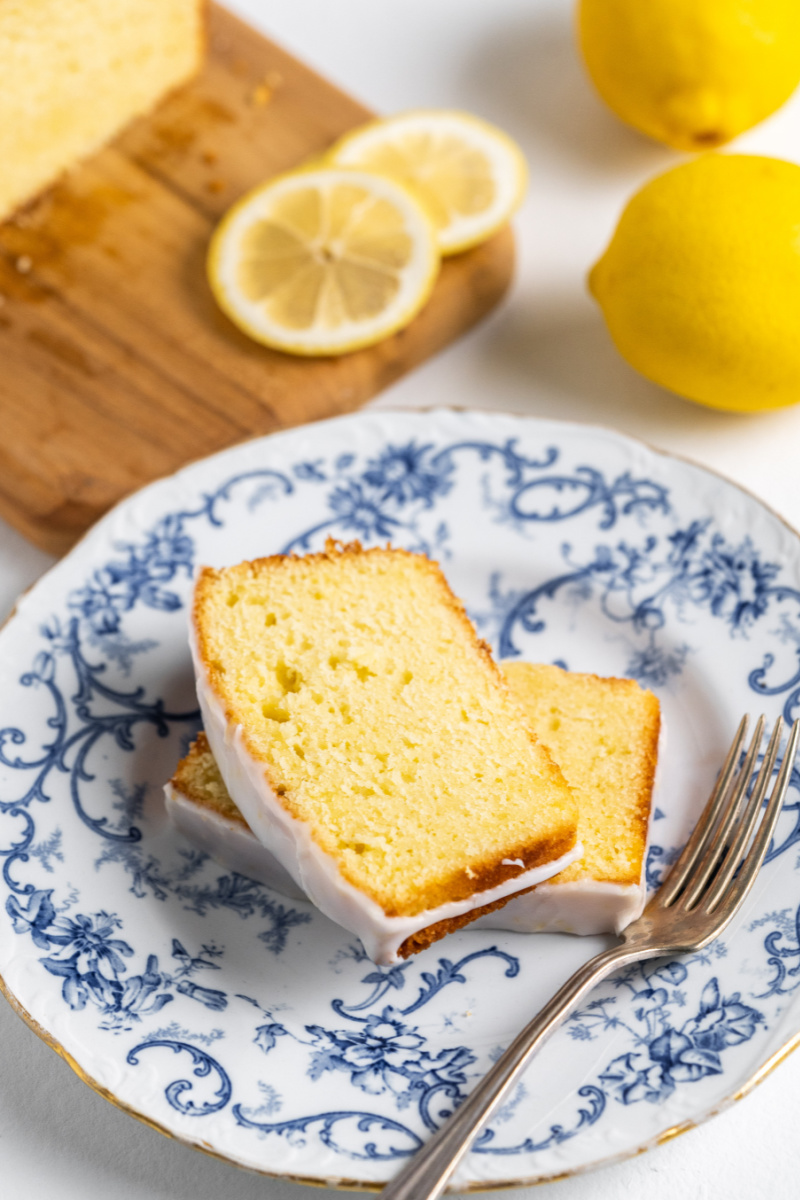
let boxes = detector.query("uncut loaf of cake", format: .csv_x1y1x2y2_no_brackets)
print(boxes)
189,540,580,964
0,0,203,223
479,662,660,936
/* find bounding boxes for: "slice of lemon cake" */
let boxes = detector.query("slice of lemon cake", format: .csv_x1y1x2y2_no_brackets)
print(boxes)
479,662,660,936
0,0,203,223
189,540,579,964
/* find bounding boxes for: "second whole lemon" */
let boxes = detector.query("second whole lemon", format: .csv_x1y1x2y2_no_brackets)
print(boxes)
578,0,800,152
588,154,800,413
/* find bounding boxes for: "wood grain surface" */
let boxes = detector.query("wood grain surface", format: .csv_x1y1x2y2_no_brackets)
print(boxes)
0,4,514,555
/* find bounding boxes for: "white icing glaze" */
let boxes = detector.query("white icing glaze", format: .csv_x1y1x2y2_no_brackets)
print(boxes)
189,619,581,965
473,878,645,936
164,783,306,901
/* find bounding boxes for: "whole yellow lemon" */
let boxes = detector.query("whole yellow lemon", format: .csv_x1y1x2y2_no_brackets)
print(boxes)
578,0,800,151
588,155,800,413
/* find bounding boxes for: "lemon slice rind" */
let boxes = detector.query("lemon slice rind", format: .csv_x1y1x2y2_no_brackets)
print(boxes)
208,167,440,356
326,110,528,255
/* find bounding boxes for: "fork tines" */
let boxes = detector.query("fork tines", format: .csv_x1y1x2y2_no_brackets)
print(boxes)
659,714,800,915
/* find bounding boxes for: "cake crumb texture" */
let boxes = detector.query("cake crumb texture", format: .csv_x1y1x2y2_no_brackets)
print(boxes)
0,0,204,222
171,731,248,828
193,541,577,918
503,661,660,886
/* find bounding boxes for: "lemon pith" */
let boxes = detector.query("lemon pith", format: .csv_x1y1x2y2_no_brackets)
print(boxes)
589,154,800,413
578,0,800,152
208,168,440,356
326,110,528,255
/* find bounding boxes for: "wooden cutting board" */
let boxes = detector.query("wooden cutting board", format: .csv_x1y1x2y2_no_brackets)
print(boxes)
0,4,514,556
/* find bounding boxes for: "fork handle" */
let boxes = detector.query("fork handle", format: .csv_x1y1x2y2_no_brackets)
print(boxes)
381,942,642,1200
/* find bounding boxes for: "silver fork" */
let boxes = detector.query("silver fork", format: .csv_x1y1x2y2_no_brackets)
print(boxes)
381,713,800,1200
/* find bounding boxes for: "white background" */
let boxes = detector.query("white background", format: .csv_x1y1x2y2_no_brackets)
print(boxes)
3,1,800,1196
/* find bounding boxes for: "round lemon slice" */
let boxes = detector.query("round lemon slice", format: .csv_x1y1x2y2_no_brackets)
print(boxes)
208,168,440,356
326,110,528,255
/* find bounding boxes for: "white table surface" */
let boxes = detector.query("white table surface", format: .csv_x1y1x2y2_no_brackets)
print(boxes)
3,1,800,1195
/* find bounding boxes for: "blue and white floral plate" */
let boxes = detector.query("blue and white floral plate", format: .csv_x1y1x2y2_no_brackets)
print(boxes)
2,408,800,1192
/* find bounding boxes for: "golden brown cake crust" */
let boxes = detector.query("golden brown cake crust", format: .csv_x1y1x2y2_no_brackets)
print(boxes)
614,684,660,884
193,539,578,919
397,887,536,958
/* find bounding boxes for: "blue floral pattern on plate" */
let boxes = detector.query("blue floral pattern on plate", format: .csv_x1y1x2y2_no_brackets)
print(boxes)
2,409,800,1190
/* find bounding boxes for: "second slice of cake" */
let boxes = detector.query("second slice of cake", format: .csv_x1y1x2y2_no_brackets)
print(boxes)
479,662,660,936
190,540,579,963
